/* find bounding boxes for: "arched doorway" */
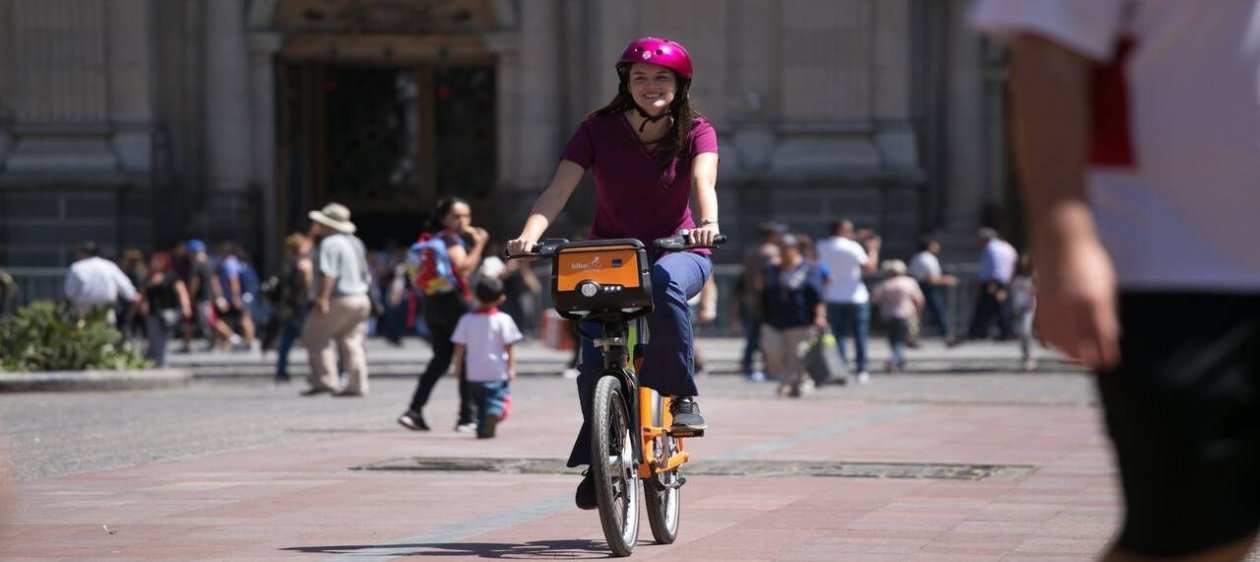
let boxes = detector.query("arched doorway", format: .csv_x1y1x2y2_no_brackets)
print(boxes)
270,0,503,249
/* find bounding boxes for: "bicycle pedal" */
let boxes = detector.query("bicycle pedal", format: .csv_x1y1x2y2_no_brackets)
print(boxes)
669,428,705,438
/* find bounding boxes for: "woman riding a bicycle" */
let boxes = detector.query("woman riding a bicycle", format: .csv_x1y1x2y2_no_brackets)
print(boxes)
505,37,720,510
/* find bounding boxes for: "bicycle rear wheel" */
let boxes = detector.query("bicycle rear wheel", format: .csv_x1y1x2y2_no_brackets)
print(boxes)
644,434,681,544
591,374,640,556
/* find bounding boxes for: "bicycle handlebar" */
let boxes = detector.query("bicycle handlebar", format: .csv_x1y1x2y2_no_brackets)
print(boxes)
504,232,728,260
652,230,728,252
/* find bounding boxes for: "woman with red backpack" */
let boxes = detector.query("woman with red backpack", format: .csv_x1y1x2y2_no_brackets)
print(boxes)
506,37,720,510
398,196,488,432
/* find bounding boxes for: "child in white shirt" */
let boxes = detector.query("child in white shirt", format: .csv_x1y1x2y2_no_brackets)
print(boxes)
452,275,523,439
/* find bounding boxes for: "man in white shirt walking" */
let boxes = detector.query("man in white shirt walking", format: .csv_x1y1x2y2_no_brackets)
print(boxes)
64,241,138,326
908,236,958,345
815,219,880,382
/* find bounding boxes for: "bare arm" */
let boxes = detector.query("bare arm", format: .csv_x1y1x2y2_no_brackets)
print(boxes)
136,283,150,316
698,276,717,324
315,275,336,314
452,343,466,379
689,152,720,246
175,280,192,318
447,229,488,279
298,258,314,291
1010,33,1120,371
861,238,881,274
228,275,243,307
506,343,516,381
506,160,587,254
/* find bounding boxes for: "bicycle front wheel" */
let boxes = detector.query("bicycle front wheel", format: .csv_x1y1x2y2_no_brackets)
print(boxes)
591,374,640,556
644,434,682,544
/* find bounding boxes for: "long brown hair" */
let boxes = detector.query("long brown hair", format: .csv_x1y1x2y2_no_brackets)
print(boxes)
592,67,701,174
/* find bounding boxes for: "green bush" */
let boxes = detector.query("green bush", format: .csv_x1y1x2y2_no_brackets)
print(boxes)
0,301,150,372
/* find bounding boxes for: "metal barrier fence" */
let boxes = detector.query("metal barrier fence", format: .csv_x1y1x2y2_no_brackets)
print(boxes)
4,267,68,307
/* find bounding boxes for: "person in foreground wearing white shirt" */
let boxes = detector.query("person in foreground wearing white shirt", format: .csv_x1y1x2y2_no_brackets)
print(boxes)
975,1,1260,560
814,219,880,383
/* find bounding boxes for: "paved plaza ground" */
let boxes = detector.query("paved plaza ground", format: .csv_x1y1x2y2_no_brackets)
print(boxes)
0,337,1237,561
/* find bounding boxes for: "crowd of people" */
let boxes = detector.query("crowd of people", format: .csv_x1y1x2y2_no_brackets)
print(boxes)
50,212,1039,393
732,219,1039,394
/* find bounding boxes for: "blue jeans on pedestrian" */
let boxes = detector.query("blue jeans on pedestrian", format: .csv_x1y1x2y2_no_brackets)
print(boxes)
275,313,307,380
886,317,910,369
469,380,510,429
918,281,951,338
826,302,870,374
740,302,763,375
567,251,712,467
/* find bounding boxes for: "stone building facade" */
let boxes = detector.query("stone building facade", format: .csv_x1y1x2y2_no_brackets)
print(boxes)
0,0,1009,271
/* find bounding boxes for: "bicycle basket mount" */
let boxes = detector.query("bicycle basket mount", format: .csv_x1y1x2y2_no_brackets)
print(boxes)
551,239,653,320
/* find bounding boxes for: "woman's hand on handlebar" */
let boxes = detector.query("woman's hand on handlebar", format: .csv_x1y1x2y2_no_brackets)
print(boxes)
688,223,721,247
505,238,535,257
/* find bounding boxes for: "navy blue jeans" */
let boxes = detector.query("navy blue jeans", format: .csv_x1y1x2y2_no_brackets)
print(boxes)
740,301,763,374
566,252,712,467
275,313,307,379
918,281,951,337
470,380,510,429
826,302,870,374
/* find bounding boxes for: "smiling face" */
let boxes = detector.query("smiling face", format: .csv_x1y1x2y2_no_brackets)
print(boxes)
626,62,677,117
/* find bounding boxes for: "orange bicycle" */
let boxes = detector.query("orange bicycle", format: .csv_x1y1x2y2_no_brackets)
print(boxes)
512,232,724,556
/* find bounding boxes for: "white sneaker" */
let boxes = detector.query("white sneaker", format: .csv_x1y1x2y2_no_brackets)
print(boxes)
856,371,870,384
562,368,580,379
455,422,478,433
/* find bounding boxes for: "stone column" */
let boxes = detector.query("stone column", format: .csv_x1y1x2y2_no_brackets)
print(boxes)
204,0,251,194
516,0,561,185
485,0,565,233
592,0,635,109
249,31,281,271
107,0,154,173
941,0,985,236
727,0,778,174
872,0,918,169
6,0,114,172
0,0,11,163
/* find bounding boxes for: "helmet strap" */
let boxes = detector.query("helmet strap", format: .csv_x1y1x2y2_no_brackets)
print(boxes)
633,105,671,133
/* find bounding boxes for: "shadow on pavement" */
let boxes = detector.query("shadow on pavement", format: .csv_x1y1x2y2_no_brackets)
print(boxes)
282,538,614,558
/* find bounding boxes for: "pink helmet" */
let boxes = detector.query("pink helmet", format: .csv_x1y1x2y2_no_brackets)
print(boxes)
617,37,693,80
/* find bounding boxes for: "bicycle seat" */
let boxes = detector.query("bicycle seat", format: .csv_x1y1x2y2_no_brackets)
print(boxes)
551,238,652,322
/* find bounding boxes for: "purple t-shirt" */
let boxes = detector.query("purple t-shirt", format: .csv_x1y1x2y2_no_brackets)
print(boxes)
561,113,718,253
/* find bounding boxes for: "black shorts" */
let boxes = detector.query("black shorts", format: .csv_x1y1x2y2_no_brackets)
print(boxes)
1098,292,1260,555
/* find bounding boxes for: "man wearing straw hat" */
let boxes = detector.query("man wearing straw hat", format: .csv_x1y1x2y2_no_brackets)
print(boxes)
301,203,373,397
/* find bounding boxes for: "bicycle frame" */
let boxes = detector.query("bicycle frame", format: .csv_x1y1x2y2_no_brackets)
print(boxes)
589,315,690,480
509,233,721,478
